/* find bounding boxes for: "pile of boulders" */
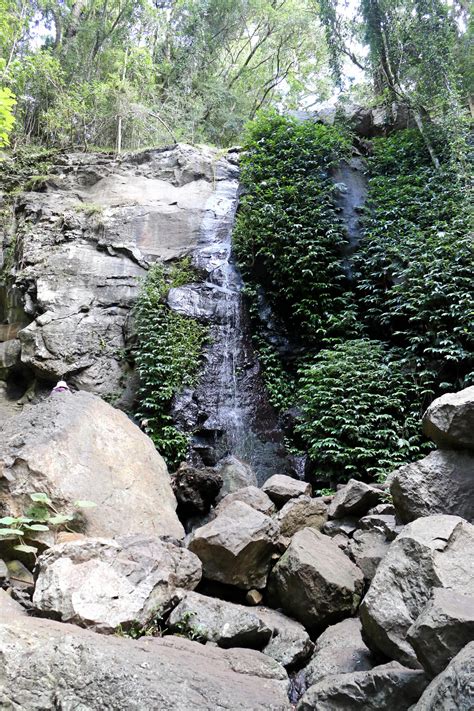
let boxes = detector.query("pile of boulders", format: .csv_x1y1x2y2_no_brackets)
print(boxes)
1,386,473,710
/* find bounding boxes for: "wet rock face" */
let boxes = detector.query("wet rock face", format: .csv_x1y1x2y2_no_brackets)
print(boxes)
1,145,222,402
0,391,184,540
33,536,201,633
0,615,290,711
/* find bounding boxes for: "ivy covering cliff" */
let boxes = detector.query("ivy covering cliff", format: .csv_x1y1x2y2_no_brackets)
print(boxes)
235,113,473,483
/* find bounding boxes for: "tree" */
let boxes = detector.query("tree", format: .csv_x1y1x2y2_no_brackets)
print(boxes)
0,86,15,145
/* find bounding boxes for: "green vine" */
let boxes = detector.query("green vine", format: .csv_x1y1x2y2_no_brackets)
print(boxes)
133,259,207,469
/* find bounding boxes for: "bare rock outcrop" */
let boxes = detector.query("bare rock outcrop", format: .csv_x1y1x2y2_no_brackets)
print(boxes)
390,449,474,523
422,385,474,450
0,614,290,710
297,662,427,711
360,515,474,668
268,528,364,628
0,391,184,539
33,536,201,633
407,588,474,677
188,500,279,589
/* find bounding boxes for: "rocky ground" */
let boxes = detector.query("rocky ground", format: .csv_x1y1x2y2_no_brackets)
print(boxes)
0,385,473,709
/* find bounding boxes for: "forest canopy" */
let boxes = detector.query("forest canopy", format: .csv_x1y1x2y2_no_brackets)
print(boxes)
0,0,471,151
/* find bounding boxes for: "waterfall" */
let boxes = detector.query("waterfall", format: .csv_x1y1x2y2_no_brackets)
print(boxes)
168,155,289,482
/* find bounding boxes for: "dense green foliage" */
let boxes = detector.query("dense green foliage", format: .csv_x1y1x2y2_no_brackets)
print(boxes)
234,111,356,344
133,259,207,468
296,340,424,481
355,130,473,403
236,112,471,483
0,0,330,149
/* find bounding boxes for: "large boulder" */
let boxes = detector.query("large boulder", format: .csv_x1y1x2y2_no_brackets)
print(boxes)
188,500,279,589
276,496,328,538
168,591,272,649
262,475,311,508
0,392,184,539
413,641,474,710
33,536,201,633
423,386,474,450
360,515,474,668
303,618,373,687
390,450,474,523
297,662,427,711
172,463,223,516
215,486,276,516
256,607,313,668
407,588,474,677
348,529,390,581
0,615,290,710
215,456,258,499
268,528,364,628
328,479,383,520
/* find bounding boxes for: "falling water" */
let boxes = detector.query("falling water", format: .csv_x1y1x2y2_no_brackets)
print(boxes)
168,155,288,482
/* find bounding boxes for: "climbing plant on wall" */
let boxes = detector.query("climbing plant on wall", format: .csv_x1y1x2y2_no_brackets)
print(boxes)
133,259,207,469
235,112,472,483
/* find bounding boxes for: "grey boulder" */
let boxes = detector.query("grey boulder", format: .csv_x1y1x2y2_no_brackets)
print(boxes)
407,588,474,677
328,479,383,519
303,617,373,687
413,641,474,710
360,515,474,668
0,392,184,539
297,662,427,711
188,500,279,589
216,456,258,499
276,496,328,538
348,529,390,581
215,485,276,516
390,449,474,523
256,606,313,668
168,591,272,649
268,528,364,628
262,475,311,508
0,615,290,710
33,535,201,633
423,385,474,450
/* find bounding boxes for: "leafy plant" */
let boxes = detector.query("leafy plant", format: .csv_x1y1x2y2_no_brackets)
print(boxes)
296,339,429,482
0,493,96,555
172,611,207,643
133,258,208,469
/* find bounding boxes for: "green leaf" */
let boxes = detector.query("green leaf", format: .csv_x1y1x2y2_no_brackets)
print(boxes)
0,528,22,536
29,493,52,505
48,514,73,525
73,500,97,509
13,544,38,554
0,516,18,525
24,524,50,532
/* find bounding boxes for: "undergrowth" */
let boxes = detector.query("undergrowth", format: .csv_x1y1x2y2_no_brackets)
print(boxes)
133,258,207,469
